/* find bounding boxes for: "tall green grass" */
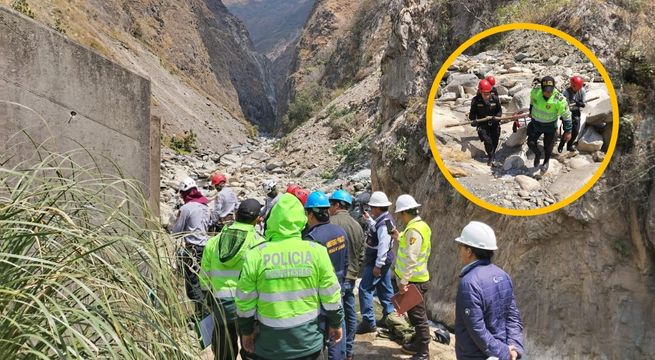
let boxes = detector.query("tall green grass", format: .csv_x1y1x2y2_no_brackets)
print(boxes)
0,150,200,359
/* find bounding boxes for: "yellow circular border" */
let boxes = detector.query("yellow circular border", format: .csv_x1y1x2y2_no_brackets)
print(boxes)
426,23,619,217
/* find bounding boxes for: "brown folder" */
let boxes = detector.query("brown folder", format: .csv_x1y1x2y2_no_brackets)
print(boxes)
391,284,423,315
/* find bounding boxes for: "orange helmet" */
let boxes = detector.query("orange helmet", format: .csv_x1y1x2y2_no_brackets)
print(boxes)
478,79,492,93
210,173,227,186
570,75,584,91
484,75,496,87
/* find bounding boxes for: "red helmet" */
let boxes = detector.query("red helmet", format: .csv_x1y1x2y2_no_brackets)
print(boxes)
478,79,492,93
570,75,584,91
286,183,301,196
484,75,496,87
210,173,227,186
295,189,310,206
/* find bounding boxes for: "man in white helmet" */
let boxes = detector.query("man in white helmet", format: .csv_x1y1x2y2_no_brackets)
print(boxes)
455,221,524,360
260,180,280,221
390,194,432,360
356,191,396,334
170,177,210,319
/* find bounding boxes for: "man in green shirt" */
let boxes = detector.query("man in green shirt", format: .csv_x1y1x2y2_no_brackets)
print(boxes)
236,193,344,360
527,76,572,173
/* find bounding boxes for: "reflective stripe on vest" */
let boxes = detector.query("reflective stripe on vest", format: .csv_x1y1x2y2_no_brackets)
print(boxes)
258,309,320,328
394,218,432,282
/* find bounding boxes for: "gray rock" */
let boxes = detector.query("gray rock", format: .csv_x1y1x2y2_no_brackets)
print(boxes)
220,153,241,166
546,56,560,65
270,167,286,174
498,95,512,104
521,57,540,63
505,126,528,147
519,190,530,198
439,92,457,101
514,53,530,61
507,88,531,113
549,163,600,199
516,175,541,191
251,151,271,161
584,97,613,125
496,85,509,96
592,151,605,162
504,155,526,170
569,157,591,169
265,161,284,171
509,84,524,94
577,128,604,153
446,73,480,92
508,67,531,73
456,85,466,99
351,169,372,181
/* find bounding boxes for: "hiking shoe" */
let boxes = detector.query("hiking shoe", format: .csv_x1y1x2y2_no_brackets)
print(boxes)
557,142,564,153
356,322,377,334
533,156,540,168
401,343,418,355
540,162,549,174
410,353,429,360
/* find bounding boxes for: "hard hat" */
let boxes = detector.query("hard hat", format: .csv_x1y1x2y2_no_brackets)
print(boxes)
478,79,492,93
178,177,197,192
262,180,277,194
295,189,310,206
329,189,353,205
210,173,227,186
394,194,421,213
570,75,584,91
455,221,497,250
484,75,496,87
304,191,330,209
368,191,392,207
286,183,301,196
433,323,451,345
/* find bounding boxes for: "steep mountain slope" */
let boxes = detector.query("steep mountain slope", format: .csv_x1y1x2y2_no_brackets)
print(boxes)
3,0,276,146
372,1,655,358
223,0,315,61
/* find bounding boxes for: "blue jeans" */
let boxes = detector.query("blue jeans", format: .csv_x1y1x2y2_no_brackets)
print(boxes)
358,264,394,326
342,279,357,358
321,314,346,360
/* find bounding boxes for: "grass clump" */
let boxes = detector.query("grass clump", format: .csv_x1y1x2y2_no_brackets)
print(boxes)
0,150,199,359
10,0,35,19
165,130,197,154
280,82,327,133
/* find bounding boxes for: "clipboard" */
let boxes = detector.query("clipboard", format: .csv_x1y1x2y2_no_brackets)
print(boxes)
195,314,215,349
391,284,423,315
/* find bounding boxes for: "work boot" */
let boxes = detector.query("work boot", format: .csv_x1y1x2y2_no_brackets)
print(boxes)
533,154,541,168
401,342,418,355
410,353,429,360
541,161,550,174
557,141,565,153
355,322,377,334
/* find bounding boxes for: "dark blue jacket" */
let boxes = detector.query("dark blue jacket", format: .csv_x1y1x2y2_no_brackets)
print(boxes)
304,223,349,286
363,212,395,267
455,260,524,360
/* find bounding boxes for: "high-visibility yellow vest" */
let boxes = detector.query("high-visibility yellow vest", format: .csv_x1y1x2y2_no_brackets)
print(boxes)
530,86,572,130
394,217,432,283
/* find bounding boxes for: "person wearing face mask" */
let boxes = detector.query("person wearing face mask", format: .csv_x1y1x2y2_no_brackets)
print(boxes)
527,76,572,173
469,80,503,166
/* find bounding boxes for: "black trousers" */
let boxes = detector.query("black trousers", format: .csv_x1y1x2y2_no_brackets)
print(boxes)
408,282,430,356
527,120,557,163
559,112,581,150
212,319,239,360
181,243,205,317
476,122,501,158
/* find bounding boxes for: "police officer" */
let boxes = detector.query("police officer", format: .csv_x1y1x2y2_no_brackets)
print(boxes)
200,199,264,360
528,76,572,172
236,194,344,360
470,79,502,166
390,195,432,360
454,221,524,360
558,75,587,153
357,191,396,334
304,191,349,360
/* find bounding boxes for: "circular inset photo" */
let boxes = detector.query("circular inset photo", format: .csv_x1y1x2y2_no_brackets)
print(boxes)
427,24,619,216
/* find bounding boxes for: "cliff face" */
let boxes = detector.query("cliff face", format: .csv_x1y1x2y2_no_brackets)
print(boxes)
372,1,655,358
4,0,278,145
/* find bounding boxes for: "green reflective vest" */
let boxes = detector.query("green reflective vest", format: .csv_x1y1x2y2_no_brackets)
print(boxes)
200,221,264,299
394,217,432,283
530,86,572,131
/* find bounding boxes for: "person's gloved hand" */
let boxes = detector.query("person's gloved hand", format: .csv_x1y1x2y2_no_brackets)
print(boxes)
576,101,585,108
471,119,478,127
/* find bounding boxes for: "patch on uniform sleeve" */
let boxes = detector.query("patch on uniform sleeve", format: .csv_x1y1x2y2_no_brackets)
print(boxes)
409,237,417,246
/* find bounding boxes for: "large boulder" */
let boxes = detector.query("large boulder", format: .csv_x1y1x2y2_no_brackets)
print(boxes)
505,124,528,147
584,97,612,125
548,163,600,199
445,73,480,92
577,128,604,153
503,155,526,170
507,88,531,113
515,175,541,191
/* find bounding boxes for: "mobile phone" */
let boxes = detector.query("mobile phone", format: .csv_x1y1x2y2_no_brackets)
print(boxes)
385,219,394,234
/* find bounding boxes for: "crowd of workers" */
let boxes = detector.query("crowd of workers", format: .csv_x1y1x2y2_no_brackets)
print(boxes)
169,175,525,360
468,74,587,172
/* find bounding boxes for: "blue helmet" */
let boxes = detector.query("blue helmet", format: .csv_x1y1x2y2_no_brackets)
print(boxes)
304,191,330,209
329,189,353,205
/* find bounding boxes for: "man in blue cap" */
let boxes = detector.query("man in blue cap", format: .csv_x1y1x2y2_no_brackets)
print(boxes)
303,191,349,360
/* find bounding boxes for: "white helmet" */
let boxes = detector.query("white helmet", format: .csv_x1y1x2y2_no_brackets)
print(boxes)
368,191,392,207
455,221,497,250
394,194,421,213
179,177,197,192
262,180,277,194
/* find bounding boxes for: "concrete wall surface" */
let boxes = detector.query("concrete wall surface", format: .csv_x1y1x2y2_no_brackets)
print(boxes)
0,6,159,215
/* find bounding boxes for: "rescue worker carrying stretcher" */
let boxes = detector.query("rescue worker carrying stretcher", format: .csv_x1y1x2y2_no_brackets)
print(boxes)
469,79,502,166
